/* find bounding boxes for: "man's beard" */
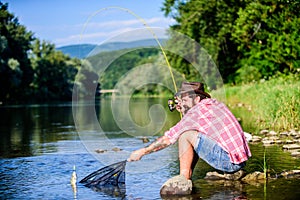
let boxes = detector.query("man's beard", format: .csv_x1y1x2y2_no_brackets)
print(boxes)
183,105,191,115
182,101,196,115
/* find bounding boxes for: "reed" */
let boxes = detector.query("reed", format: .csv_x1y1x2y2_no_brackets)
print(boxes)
263,149,267,200
263,150,267,179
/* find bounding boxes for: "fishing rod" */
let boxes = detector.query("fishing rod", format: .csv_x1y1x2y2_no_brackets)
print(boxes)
80,6,178,93
75,7,182,192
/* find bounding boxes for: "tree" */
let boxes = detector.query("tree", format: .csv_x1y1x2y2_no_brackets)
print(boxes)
0,2,34,102
88,48,159,90
232,0,300,83
30,39,79,101
73,59,100,100
162,0,247,83
162,0,300,84
1,2,98,103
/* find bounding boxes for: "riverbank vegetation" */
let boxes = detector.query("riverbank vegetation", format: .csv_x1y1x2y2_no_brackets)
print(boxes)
212,74,300,133
1,1,299,132
160,0,299,134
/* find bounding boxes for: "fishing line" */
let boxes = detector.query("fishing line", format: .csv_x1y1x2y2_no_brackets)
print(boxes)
80,6,178,93
76,8,183,185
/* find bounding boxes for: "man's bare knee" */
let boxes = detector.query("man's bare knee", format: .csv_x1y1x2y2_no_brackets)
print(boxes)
179,130,198,147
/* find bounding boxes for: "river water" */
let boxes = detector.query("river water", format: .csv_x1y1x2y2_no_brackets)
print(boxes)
1,98,300,200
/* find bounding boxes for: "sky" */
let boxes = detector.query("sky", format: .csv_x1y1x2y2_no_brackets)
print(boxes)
3,0,175,47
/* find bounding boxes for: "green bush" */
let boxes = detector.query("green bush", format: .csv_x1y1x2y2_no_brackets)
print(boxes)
213,74,300,132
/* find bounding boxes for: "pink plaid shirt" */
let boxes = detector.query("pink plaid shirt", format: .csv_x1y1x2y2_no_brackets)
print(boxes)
164,98,251,164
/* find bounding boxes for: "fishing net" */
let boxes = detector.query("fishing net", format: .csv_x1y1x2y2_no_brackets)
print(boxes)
80,160,126,188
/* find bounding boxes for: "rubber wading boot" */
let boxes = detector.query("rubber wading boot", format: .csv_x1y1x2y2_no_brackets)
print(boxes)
160,175,193,195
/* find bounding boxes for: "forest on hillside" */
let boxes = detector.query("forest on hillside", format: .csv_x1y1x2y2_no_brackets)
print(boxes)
0,0,299,104
162,0,299,83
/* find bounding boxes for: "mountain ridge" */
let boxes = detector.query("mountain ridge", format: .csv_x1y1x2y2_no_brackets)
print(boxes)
57,38,167,59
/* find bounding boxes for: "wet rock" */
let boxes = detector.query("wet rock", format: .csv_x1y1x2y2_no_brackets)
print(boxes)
160,175,193,195
289,129,298,135
291,151,300,157
95,149,107,153
275,140,283,144
241,171,266,184
294,139,300,143
204,171,225,180
268,136,280,141
254,130,300,151
262,140,275,146
239,170,300,186
290,131,299,138
112,147,122,152
204,170,244,181
141,137,150,143
267,130,277,136
224,170,245,180
161,196,194,200
260,130,269,135
293,135,300,139
251,135,262,143
282,144,300,150
280,170,300,179
284,140,295,144
280,132,289,137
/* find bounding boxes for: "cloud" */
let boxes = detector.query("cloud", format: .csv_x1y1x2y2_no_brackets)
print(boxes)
55,17,175,46
55,27,170,47
81,17,174,30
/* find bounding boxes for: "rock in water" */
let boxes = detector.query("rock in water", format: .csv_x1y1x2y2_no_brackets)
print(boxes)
160,175,192,195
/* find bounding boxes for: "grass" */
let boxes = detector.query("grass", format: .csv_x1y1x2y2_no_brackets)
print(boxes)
212,74,300,133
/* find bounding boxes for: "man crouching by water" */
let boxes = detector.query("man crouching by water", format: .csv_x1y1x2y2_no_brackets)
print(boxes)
128,82,251,195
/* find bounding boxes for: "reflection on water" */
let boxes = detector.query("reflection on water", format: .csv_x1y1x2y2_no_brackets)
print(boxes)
0,98,300,200
0,103,77,158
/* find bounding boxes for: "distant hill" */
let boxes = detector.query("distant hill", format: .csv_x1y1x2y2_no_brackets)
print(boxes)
57,44,96,59
57,38,167,59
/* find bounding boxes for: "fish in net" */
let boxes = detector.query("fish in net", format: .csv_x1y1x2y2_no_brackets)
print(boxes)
80,160,126,196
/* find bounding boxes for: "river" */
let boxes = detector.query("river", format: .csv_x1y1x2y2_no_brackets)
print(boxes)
0,97,299,199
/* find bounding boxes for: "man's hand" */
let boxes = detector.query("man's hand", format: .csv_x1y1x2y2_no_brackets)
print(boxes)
127,148,146,162
127,136,171,162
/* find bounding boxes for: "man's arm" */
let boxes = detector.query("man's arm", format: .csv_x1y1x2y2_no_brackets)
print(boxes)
127,135,171,162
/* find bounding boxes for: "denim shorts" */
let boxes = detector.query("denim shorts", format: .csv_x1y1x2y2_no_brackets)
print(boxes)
194,133,245,172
